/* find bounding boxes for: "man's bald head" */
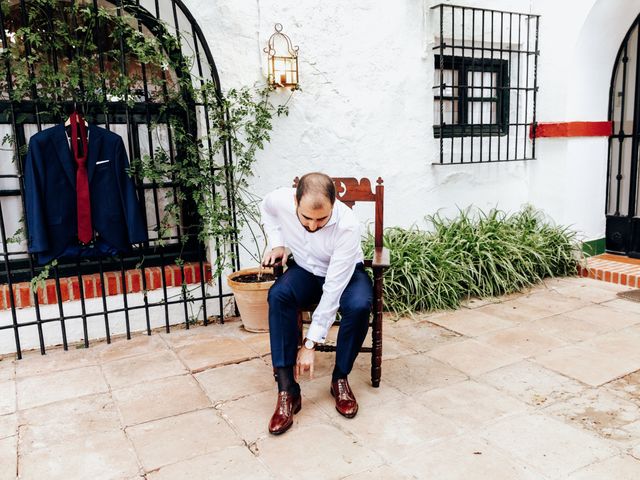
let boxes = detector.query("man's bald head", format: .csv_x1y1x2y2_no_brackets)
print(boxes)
295,172,336,209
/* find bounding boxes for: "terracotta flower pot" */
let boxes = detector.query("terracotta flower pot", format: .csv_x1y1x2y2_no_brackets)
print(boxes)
227,267,275,332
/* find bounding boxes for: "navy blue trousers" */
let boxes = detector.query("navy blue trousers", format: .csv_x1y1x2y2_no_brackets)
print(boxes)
268,262,373,375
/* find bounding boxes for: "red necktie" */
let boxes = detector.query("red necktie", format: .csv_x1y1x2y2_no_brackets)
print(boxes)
69,112,92,244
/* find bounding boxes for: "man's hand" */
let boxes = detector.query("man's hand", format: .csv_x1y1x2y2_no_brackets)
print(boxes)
295,346,315,381
261,246,287,267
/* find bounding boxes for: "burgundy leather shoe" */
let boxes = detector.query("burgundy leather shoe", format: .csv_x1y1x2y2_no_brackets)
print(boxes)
268,391,302,435
330,378,358,418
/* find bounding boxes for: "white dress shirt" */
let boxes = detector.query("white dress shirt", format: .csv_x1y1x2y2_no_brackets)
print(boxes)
260,187,364,344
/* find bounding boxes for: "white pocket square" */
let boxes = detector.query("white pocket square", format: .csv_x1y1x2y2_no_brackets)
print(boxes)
96,160,110,165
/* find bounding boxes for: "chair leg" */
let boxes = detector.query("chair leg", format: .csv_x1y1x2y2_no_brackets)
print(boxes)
371,271,383,388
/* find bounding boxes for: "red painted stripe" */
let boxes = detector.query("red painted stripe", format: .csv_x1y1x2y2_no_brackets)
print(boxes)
529,121,613,139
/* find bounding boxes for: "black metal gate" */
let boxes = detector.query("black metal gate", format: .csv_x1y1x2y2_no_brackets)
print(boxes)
0,0,236,358
607,13,640,256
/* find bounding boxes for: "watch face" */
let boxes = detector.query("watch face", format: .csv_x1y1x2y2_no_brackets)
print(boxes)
305,339,314,349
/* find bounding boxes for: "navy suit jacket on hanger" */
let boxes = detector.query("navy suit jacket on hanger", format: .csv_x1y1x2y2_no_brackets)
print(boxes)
24,124,148,264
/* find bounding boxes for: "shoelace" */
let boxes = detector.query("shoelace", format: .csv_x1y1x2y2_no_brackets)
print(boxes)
279,393,290,413
336,380,350,399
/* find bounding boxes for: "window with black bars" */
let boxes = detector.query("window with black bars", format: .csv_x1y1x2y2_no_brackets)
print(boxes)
0,0,236,358
432,4,539,164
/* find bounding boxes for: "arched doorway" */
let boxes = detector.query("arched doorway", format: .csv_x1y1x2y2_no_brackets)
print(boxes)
0,0,233,356
607,13,640,256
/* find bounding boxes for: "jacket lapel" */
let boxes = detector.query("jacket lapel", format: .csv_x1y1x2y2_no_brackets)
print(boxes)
53,124,75,188
87,125,103,183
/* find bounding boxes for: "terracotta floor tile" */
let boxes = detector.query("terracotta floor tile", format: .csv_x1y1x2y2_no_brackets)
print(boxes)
476,324,567,358
426,309,513,337
606,370,640,404
127,408,241,471
0,381,14,416
567,455,640,479
535,345,640,387
159,321,244,349
563,304,640,331
476,301,550,324
542,388,640,444
174,337,258,372
428,339,521,377
0,436,16,480
238,332,271,357
341,464,414,480
16,347,98,378
94,334,169,363
478,414,617,478
0,414,16,440
19,430,140,480
5,275,640,479
101,350,187,389
531,314,610,343
113,375,210,426
553,284,625,304
380,353,468,395
0,358,14,382
601,298,640,315
16,366,108,410
514,291,591,316
194,357,273,404
147,447,273,480
18,394,121,452
392,435,543,480
256,423,382,479
388,320,461,353
479,360,585,407
569,276,633,292
338,396,461,462
415,380,527,430
581,328,640,362
219,389,330,444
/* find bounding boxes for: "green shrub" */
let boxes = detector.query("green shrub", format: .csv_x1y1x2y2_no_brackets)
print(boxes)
362,206,581,315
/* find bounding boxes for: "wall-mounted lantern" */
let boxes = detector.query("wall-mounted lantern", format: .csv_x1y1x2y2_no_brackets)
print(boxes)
264,23,299,89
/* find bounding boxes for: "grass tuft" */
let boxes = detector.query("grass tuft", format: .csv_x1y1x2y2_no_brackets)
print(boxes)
362,206,581,315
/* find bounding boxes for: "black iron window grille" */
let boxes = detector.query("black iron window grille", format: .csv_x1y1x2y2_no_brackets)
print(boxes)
0,0,237,358
432,4,540,164
433,55,509,138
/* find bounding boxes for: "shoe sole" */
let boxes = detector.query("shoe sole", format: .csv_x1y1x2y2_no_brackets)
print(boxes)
268,400,302,435
330,387,358,418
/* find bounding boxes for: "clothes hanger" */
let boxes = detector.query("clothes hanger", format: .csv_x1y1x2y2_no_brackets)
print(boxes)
64,101,88,127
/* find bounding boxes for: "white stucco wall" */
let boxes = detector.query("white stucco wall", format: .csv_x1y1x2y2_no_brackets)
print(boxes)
184,0,640,258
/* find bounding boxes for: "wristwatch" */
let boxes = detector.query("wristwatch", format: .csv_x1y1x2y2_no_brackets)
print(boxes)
303,338,316,350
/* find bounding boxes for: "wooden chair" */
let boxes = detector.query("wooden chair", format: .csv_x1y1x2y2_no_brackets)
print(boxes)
291,176,389,387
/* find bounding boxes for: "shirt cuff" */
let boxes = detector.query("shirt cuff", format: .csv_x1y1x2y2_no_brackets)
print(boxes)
267,231,284,250
305,321,328,344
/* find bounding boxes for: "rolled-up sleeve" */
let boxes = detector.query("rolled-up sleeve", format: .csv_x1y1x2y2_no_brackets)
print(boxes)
260,192,285,249
306,224,362,343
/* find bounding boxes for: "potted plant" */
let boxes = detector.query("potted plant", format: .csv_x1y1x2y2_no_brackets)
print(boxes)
227,267,275,332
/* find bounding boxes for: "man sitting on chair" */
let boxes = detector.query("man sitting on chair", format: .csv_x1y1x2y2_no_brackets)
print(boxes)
261,172,373,435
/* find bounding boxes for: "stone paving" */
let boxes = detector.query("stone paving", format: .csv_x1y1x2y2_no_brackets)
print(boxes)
1,276,640,479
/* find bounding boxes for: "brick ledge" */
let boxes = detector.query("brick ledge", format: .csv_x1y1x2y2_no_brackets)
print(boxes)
579,255,640,288
0,262,212,310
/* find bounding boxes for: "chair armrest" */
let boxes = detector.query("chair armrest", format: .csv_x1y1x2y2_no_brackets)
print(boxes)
371,247,390,268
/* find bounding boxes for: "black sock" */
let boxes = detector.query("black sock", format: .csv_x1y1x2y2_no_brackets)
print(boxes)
332,365,347,382
274,366,300,395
